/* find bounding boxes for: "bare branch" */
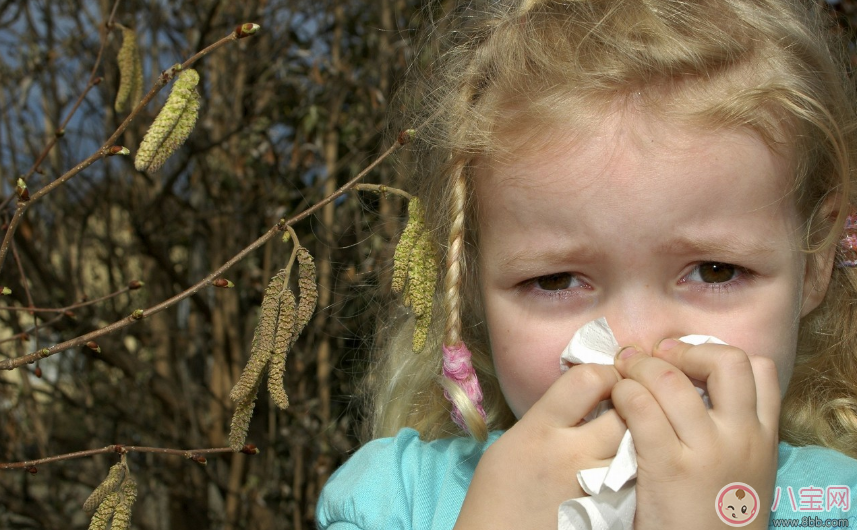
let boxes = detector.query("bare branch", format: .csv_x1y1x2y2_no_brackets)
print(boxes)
0,139,402,371
0,443,258,470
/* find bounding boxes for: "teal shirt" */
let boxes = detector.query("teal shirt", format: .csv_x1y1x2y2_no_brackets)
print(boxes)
317,428,857,529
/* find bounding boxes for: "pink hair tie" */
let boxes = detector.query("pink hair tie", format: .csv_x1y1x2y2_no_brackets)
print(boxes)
442,342,486,433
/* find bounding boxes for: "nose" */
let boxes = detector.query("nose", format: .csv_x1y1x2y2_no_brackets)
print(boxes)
601,287,686,351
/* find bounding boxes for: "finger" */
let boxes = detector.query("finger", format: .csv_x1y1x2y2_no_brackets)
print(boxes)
611,377,683,461
527,363,620,429
654,339,759,424
614,344,713,444
575,408,630,461
748,355,780,431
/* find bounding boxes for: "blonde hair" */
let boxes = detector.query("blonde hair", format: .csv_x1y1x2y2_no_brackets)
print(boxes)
369,0,857,454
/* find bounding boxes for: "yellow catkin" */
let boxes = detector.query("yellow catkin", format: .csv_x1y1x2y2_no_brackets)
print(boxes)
389,197,437,351
88,491,120,530
134,68,200,172
228,270,284,403
268,288,296,410
392,198,424,294
83,461,125,513
294,247,318,339
229,377,261,451
229,347,269,404
143,88,200,172
114,27,143,113
110,478,137,530
408,230,437,351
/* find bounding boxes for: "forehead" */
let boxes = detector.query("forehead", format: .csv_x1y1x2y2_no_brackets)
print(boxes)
478,110,793,196
473,112,800,254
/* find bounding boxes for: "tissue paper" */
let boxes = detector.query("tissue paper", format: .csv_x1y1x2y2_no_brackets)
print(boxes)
557,318,724,530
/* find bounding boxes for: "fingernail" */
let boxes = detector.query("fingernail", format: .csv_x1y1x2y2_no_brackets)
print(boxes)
657,338,679,351
617,346,639,360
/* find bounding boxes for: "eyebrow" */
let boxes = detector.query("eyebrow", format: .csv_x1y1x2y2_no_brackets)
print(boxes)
494,234,779,275
655,234,779,258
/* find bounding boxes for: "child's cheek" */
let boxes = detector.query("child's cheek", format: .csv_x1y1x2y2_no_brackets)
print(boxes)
492,338,569,418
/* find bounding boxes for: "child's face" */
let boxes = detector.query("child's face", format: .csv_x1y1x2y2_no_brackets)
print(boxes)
475,112,831,419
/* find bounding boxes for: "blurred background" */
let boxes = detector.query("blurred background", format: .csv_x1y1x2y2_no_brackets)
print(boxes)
0,1,854,529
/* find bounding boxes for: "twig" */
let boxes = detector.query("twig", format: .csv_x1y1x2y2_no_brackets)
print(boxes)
352,183,412,200
10,242,38,349
0,314,64,347
0,285,136,314
0,444,255,470
280,226,302,290
0,27,258,277
0,0,121,215
0,139,403,371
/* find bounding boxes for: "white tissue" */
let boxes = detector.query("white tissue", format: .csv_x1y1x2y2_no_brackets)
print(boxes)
557,318,724,530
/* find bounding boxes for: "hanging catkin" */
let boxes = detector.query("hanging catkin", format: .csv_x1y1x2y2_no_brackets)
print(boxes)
229,270,283,404
228,246,319,446
83,461,125,513
110,478,137,530
88,492,121,530
229,377,262,451
392,198,437,351
114,27,143,113
134,68,201,172
268,288,296,410
294,247,318,340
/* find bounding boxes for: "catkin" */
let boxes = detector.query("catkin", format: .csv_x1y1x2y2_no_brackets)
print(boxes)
229,346,269,404
229,270,283,403
110,478,138,530
134,68,200,172
392,198,424,294
390,197,437,351
229,249,316,443
114,27,144,113
294,247,318,339
143,88,200,172
268,288,296,410
229,377,262,451
83,461,125,513
88,491,121,530
409,230,437,351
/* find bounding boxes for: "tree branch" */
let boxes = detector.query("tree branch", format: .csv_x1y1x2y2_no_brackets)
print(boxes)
0,443,258,471
0,138,403,371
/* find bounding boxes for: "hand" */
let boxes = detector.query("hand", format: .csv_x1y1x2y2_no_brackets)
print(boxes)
612,339,779,530
454,364,627,530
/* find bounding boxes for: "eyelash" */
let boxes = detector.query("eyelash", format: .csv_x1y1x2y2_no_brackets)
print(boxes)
520,273,589,301
522,262,755,300
680,262,755,294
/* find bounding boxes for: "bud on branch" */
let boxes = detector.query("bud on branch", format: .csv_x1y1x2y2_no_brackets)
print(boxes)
397,128,416,145
241,444,260,455
107,146,130,156
16,178,29,202
235,23,261,39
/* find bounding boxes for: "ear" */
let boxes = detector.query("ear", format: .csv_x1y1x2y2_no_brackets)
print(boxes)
800,197,841,317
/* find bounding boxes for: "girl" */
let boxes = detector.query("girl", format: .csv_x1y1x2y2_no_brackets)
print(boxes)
318,0,857,529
